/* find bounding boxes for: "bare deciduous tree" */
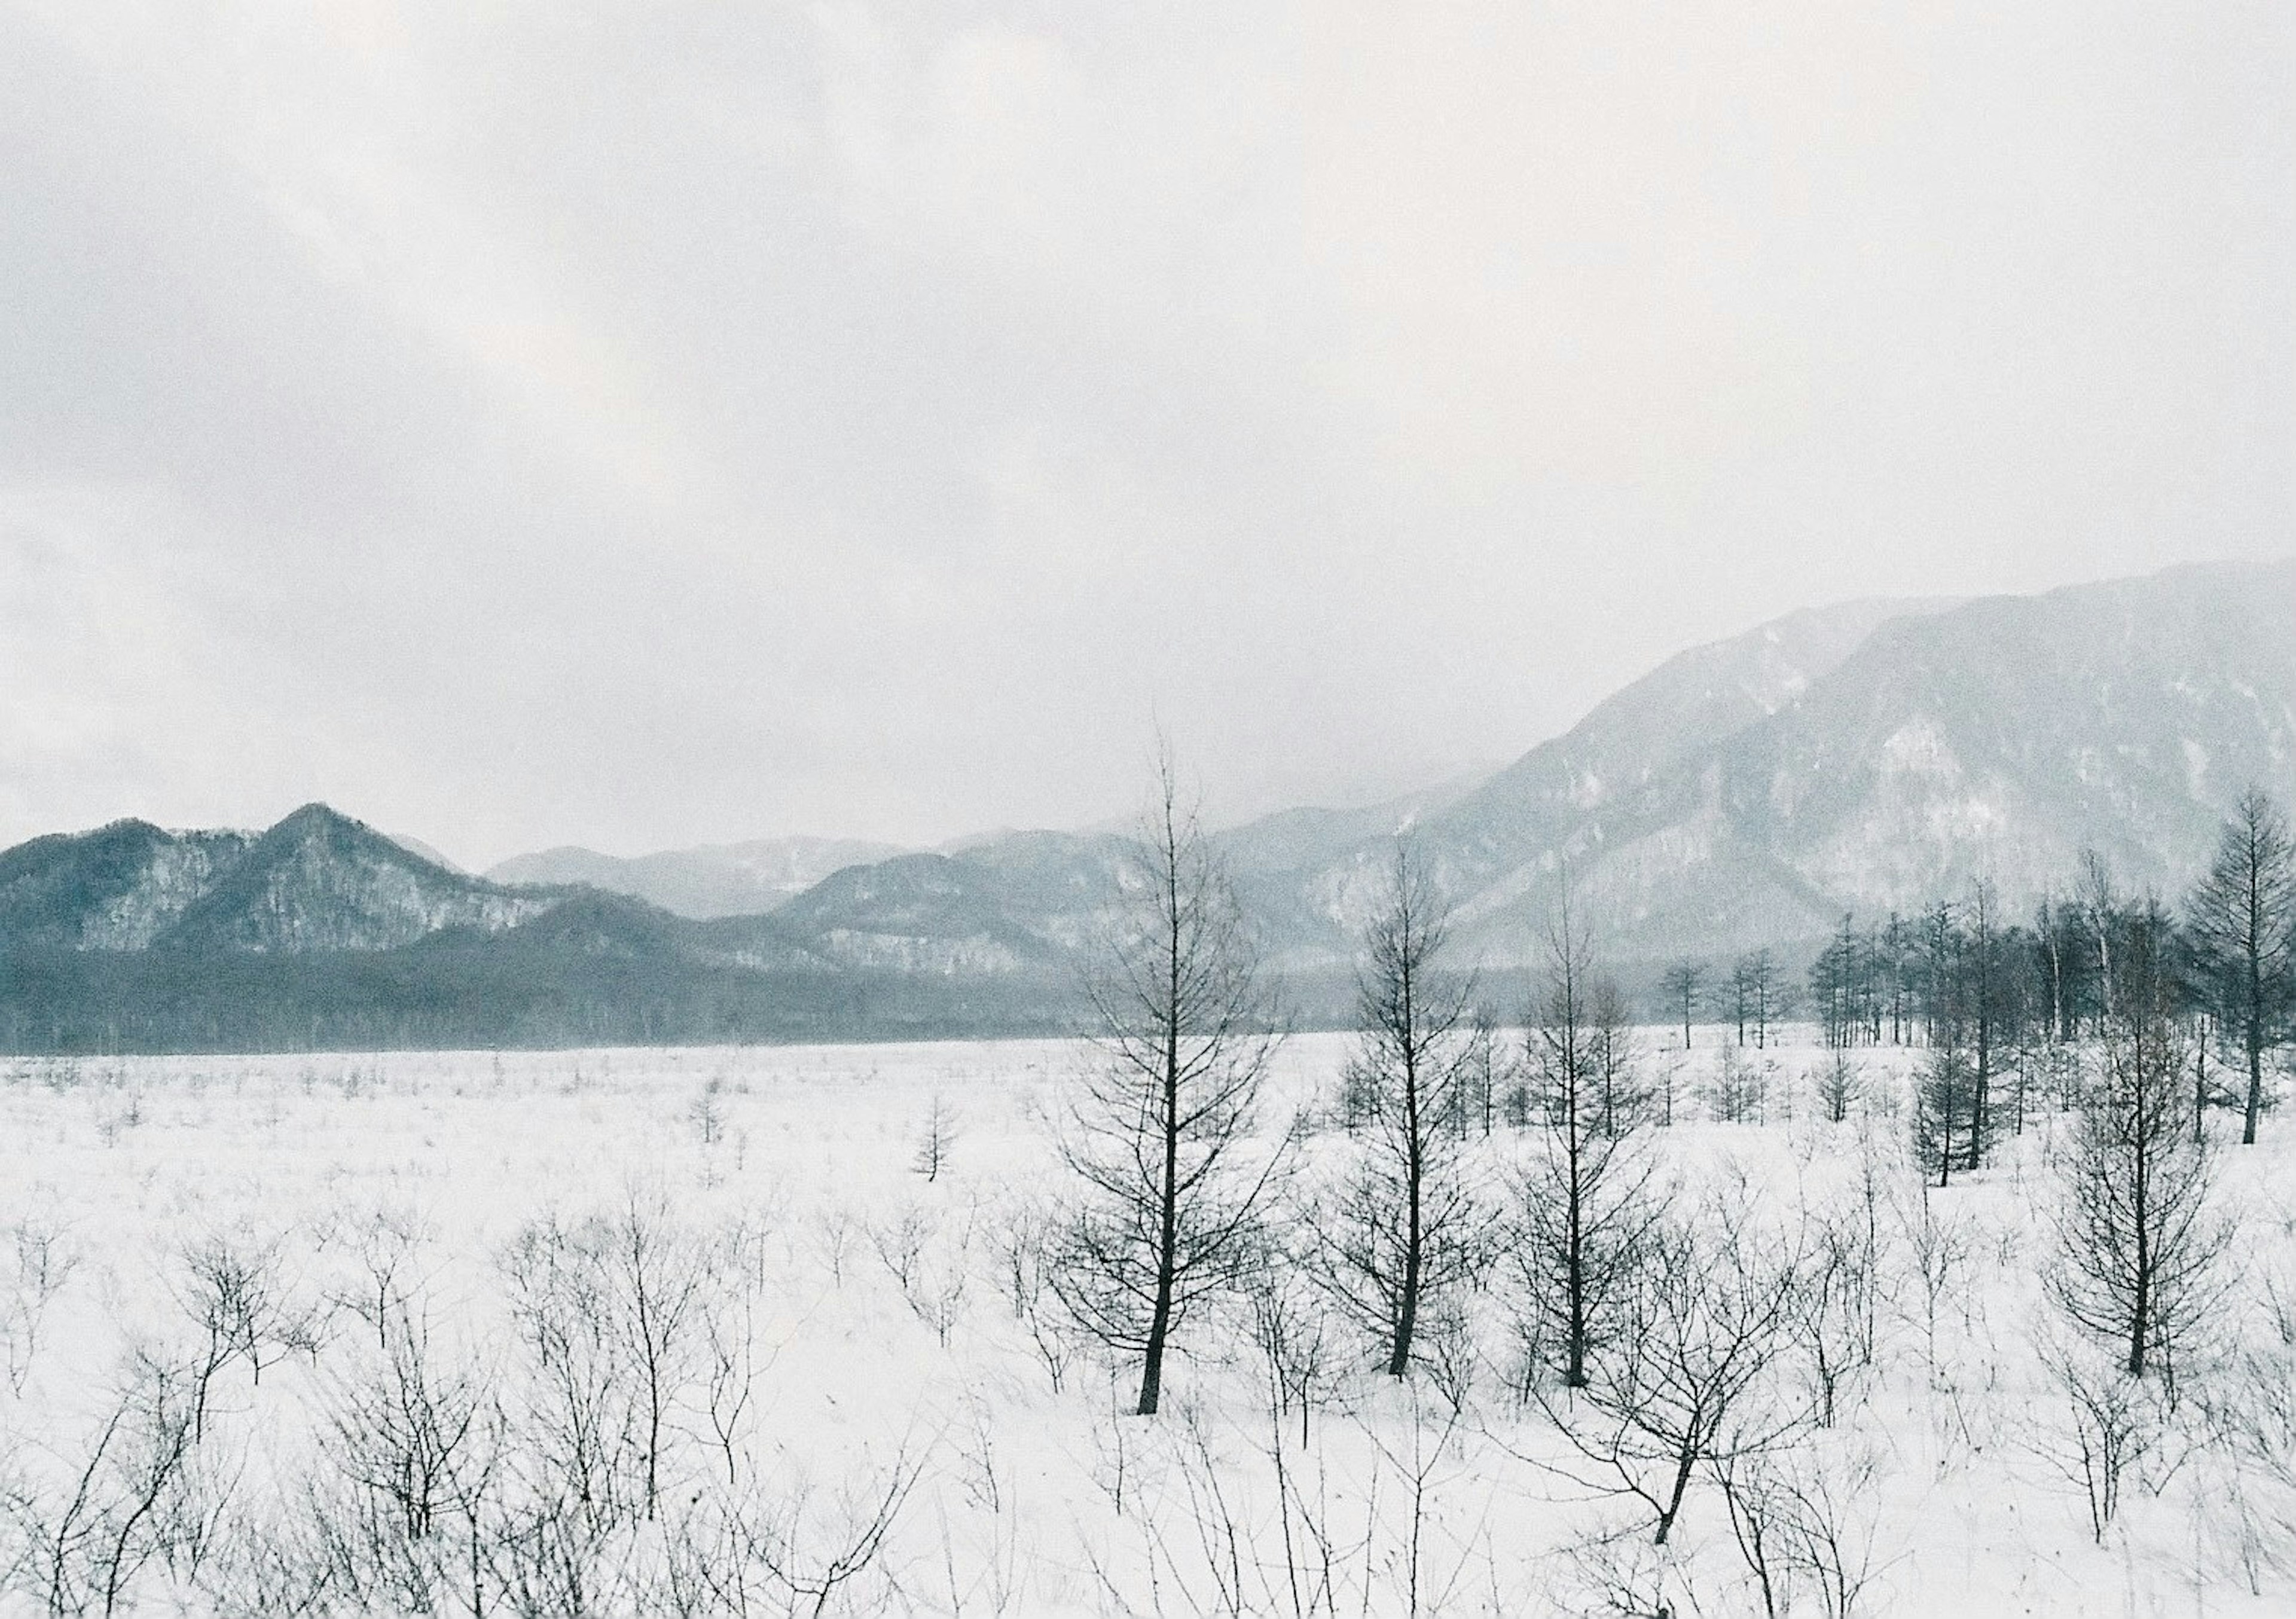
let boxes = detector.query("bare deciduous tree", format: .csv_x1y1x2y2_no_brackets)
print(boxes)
910,1093,960,1183
1054,753,1288,1416
2185,787,2296,1146
1512,902,1663,1392
1315,844,1485,1378
1660,961,1703,1050
1708,1044,1767,1126
18,1348,203,1618
1815,1051,1861,1126
2048,986,2230,1380
0,1212,77,1394
1911,1037,1979,1190
1538,1190,1809,1545
319,1309,501,1615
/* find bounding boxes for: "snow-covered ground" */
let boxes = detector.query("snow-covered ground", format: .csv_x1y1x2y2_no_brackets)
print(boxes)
1,1028,2291,1616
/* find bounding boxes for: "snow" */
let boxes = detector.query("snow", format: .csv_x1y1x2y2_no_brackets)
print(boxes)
0,1031,2290,1615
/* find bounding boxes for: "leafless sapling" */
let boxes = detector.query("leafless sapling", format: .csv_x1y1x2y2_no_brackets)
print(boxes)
1815,1051,1860,1126
0,1211,77,1394
1537,1192,1810,1545
319,1308,501,1615
714,1441,926,1618
1708,1044,1767,1125
910,1093,960,1183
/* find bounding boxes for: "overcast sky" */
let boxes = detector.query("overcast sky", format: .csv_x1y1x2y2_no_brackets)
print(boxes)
2,2,2289,867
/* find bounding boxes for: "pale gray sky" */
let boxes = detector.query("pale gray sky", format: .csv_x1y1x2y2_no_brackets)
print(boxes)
2,2,2289,866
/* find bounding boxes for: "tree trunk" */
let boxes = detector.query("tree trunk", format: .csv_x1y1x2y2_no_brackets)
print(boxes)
1137,939,1185,1416
1653,1444,1697,1545
2244,953,2264,1146
1390,1051,1424,1377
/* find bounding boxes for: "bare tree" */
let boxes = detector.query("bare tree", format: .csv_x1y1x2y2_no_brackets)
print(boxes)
1911,1036,1979,1190
1659,961,1704,1050
499,1215,642,1546
175,1233,322,1442
606,1193,713,1520
1464,1007,1507,1137
1815,1050,1861,1126
2048,980,2230,1380
1961,878,2004,1172
2079,849,2121,1028
910,1093,960,1183
1053,752,1289,1416
321,1205,431,1354
1589,977,1653,1136
1538,1192,1809,1545
1712,1442,1888,1619
17,1348,203,1618
2033,1339,2160,1542
1707,1044,1767,1126
1315,844,1485,1377
1512,900,1663,1391
1733,949,1783,1049
319,1309,502,1615
2185,787,2296,1145
987,1198,1082,1393
690,1441,927,1618
0,1212,77,1394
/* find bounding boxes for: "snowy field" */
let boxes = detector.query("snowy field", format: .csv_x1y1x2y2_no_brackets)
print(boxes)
1,1030,2292,1617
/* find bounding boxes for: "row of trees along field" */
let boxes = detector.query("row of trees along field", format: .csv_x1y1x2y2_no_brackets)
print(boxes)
1051,770,2292,1543
1666,788,2296,1149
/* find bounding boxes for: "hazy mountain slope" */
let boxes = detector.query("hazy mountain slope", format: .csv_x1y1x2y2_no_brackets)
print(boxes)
1422,597,1958,876
486,836,906,919
1716,561,2296,918
761,832,1136,974
1422,561,2296,962
773,561,2291,974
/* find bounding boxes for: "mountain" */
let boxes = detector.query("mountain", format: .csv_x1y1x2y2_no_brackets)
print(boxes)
0,804,1073,1050
770,560,2295,976
2,560,2288,1052
154,804,563,952
486,836,908,919
1405,560,2296,964
0,818,256,949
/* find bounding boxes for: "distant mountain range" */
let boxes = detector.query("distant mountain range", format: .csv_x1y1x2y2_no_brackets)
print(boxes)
2,560,2289,1051
486,837,910,920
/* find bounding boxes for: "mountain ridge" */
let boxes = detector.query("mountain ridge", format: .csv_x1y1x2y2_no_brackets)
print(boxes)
2,560,2289,1050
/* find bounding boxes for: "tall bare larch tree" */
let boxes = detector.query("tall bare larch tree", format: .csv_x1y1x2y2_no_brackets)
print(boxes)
1317,844,1483,1377
2185,787,2296,1146
1053,753,1287,1416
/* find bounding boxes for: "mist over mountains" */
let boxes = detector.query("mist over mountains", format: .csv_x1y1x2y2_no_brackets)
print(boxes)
2,561,2289,1052
485,838,911,921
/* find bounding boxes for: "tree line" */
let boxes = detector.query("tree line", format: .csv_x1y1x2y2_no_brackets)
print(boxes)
1662,789,2296,1151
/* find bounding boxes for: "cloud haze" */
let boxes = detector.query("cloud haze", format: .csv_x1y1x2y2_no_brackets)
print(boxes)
2,2,2289,865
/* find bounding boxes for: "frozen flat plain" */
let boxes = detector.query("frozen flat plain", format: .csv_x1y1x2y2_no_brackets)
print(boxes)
1,1030,2291,1616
